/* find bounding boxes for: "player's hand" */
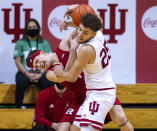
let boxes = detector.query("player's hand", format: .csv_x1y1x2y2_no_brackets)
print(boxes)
54,64,64,77
64,4,79,19
51,122,60,130
70,38,79,51
59,19,68,32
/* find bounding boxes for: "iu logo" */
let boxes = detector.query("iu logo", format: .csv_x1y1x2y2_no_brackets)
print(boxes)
89,101,100,115
98,4,128,43
2,3,33,43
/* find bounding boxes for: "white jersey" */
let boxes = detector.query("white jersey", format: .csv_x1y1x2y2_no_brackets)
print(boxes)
77,31,116,90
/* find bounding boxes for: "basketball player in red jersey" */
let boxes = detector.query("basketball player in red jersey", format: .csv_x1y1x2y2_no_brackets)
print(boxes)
26,30,87,131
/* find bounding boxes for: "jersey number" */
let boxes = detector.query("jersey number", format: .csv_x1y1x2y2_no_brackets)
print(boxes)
100,44,111,69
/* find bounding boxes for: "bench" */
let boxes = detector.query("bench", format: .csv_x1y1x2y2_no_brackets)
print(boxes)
0,108,157,129
1,83,157,104
0,84,41,104
0,83,157,129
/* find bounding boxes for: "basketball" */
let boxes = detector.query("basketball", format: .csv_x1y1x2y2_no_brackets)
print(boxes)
72,4,95,26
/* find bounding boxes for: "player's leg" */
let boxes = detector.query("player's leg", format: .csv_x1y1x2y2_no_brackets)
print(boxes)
109,105,134,131
58,122,71,131
70,124,80,131
80,90,116,131
71,124,98,131
60,104,80,131
70,102,84,131
81,125,98,131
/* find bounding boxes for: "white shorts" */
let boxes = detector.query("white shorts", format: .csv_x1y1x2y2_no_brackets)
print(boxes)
73,88,116,131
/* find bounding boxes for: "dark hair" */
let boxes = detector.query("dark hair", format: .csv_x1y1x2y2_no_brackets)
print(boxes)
25,50,39,67
22,18,43,42
80,13,102,32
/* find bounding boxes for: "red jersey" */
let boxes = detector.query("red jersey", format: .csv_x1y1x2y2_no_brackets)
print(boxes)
34,85,72,128
55,47,86,106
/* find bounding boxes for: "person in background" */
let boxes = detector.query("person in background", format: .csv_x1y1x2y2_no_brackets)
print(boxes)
13,18,54,108
32,83,73,131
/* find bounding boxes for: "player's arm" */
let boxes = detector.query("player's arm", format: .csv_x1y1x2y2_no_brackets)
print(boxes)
46,70,64,83
59,30,78,72
64,32,78,71
64,4,79,18
54,45,95,82
60,4,79,31
46,31,77,83
59,20,77,31
35,92,52,129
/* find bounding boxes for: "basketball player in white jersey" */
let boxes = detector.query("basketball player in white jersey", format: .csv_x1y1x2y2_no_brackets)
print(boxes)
59,5,134,131
54,13,116,131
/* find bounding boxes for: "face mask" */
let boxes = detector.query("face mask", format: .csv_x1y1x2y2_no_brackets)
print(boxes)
56,83,65,90
26,29,39,38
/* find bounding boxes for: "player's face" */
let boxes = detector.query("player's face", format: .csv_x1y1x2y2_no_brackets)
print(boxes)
77,24,96,43
33,52,51,69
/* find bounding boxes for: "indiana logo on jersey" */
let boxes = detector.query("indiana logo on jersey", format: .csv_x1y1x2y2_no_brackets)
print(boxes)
89,101,100,115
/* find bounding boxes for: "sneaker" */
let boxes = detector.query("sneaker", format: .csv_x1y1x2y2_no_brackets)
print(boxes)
21,106,27,109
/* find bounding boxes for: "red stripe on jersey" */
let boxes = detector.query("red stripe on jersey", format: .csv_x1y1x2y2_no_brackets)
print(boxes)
87,87,115,91
80,118,103,126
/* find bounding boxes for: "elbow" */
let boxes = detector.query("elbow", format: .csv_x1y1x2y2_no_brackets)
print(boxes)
46,72,55,82
46,71,64,83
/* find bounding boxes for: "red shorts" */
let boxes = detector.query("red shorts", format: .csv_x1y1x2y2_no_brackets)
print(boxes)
104,97,122,124
60,102,80,124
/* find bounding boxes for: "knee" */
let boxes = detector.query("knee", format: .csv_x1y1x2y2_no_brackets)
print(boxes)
112,113,127,125
118,113,127,124
16,76,29,87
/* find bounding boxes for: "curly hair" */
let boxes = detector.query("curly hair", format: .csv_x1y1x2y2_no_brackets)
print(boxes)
80,13,102,32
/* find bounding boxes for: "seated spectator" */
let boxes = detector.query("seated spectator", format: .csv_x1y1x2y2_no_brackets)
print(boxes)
32,83,72,131
13,18,54,108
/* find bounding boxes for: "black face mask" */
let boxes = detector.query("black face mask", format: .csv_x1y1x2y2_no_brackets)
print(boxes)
56,83,65,90
26,29,39,38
